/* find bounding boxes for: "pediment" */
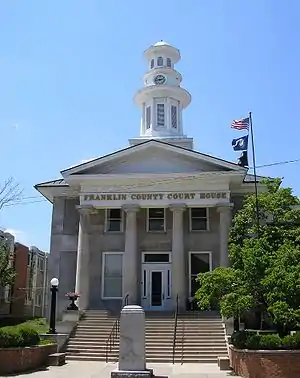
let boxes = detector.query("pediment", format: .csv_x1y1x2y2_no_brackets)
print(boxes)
61,140,245,177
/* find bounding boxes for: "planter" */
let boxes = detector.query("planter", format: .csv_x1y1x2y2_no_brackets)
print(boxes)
62,310,81,322
229,345,300,378
0,343,57,375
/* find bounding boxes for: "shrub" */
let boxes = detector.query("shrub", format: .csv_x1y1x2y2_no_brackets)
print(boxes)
258,334,282,350
19,326,40,347
231,330,300,350
245,334,261,350
282,333,300,350
0,327,23,348
0,324,40,348
231,330,250,349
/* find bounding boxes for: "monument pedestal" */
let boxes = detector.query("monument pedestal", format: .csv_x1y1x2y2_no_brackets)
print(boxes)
111,369,153,378
111,305,153,378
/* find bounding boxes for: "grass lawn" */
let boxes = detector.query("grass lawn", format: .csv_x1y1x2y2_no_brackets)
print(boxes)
0,317,48,333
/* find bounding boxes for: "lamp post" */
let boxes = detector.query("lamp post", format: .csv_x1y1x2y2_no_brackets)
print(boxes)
48,277,59,334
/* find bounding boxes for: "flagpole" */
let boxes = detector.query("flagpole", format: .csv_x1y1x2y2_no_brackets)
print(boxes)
249,112,260,235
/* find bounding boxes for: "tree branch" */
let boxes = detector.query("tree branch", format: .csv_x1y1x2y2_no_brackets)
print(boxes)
0,177,23,210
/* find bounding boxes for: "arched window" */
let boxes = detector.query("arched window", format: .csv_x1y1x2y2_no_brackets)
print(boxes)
146,106,151,129
166,58,171,68
150,59,154,69
157,57,163,66
157,104,165,127
171,105,177,128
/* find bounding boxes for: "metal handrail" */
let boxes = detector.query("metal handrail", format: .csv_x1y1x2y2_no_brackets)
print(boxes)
180,319,185,365
105,293,130,363
172,294,179,364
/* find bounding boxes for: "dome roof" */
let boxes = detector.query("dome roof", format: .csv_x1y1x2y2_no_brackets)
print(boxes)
153,40,172,47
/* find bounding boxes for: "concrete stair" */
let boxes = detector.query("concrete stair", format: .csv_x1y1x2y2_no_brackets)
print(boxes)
65,310,228,363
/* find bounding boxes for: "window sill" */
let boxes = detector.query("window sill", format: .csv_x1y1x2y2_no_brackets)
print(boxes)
147,230,167,234
189,229,210,233
104,231,124,234
102,297,123,300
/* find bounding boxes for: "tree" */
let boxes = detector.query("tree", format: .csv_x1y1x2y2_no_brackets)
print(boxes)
195,178,300,334
0,177,23,211
0,241,16,289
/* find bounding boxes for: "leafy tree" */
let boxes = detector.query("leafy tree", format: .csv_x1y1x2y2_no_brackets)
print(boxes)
0,241,16,289
195,178,300,334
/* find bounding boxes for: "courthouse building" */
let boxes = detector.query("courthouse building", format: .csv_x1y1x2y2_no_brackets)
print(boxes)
35,41,267,317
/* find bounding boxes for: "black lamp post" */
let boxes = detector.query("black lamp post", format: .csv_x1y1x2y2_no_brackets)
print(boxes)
48,277,59,334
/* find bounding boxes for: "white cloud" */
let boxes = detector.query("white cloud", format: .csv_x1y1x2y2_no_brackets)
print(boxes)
4,228,31,246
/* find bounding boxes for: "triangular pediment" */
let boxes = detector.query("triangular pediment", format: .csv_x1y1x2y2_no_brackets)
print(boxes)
61,140,245,177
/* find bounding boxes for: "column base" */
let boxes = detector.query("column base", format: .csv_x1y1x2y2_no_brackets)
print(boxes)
111,369,153,378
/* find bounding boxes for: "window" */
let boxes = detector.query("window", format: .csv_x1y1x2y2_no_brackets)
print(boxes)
157,56,163,66
39,258,44,272
147,208,165,232
106,209,123,232
28,251,31,266
166,58,171,67
4,287,11,303
157,104,165,127
189,253,211,296
102,253,123,298
190,208,208,231
35,293,42,307
146,106,151,129
171,105,177,128
150,59,154,69
143,253,170,263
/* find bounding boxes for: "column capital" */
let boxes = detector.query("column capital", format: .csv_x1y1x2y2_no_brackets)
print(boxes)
122,204,140,213
76,205,97,216
217,203,234,214
169,203,187,213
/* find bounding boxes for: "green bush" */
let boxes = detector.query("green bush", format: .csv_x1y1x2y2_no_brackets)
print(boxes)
0,324,40,348
258,334,282,350
245,334,261,349
231,330,300,350
231,330,250,349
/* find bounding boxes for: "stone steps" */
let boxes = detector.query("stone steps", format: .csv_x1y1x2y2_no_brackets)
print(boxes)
65,310,228,363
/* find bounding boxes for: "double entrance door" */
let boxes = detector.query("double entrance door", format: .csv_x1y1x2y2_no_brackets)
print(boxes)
141,253,172,311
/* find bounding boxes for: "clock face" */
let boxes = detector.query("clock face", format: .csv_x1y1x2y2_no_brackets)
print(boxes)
154,75,166,85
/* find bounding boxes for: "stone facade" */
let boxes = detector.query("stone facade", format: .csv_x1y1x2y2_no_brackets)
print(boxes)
46,195,246,317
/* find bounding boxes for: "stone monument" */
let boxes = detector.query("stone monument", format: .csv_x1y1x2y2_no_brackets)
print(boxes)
111,305,153,378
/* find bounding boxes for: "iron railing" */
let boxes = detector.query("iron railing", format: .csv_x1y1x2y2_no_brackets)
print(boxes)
105,293,129,363
172,294,179,364
180,319,185,365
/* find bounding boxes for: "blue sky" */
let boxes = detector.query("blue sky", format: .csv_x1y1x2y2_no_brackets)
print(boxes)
1,1,299,251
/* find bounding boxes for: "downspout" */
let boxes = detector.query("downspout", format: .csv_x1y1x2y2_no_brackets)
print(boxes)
41,253,47,316
32,251,38,317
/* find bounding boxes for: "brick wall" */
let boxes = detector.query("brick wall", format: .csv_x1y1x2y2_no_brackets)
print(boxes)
229,345,300,378
10,243,28,316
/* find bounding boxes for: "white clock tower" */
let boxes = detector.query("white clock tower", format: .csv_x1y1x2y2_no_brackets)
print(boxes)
129,41,194,149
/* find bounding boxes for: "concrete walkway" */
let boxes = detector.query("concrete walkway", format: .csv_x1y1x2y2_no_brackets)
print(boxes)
10,361,240,378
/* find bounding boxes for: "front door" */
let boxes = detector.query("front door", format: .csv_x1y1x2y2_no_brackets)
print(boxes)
150,270,164,309
141,259,172,311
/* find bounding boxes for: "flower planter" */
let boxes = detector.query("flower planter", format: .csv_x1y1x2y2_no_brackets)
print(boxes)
0,344,57,375
229,345,300,378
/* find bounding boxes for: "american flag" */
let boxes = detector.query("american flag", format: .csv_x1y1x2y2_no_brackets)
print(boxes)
231,117,250,130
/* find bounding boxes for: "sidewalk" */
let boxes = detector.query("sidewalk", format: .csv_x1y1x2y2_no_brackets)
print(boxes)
11,361,240,378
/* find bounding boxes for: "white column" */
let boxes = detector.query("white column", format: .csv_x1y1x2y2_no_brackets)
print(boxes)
217,205,233,267
170,204,186,310
75,206,93,310
123,205,140,305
